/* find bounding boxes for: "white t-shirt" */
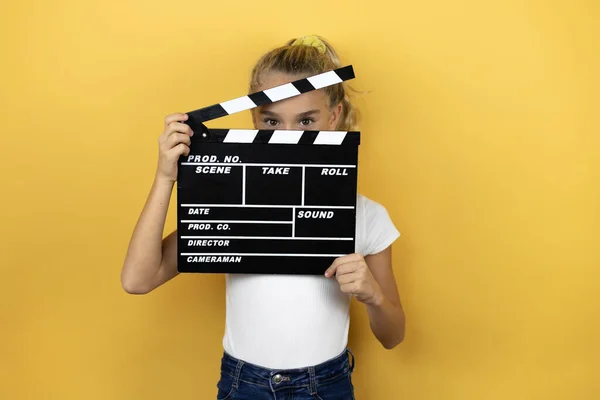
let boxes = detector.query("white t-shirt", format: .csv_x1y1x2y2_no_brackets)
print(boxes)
221,194,400,369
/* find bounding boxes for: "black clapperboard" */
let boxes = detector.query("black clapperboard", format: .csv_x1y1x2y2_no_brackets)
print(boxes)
177,66,360,275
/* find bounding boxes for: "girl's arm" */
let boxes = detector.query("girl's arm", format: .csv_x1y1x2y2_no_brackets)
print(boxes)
325,248,406,349
120,113,193,294
363,247,405,348
121,178,179,294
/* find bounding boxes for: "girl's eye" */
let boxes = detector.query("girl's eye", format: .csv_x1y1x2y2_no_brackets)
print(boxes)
300,118,314,126
264,119,278,126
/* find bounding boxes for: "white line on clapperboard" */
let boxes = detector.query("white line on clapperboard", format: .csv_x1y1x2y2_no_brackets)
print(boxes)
181,253,346,257
180,205,355,208
181,220,289,224
181,236,353,240
181,163,356,167
301,168,305,206
242,166,246,205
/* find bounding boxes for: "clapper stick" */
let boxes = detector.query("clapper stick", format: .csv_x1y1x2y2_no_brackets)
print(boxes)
185,65,355,134
177,66,360,275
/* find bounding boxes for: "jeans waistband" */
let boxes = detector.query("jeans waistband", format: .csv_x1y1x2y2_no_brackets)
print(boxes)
219,348,355,392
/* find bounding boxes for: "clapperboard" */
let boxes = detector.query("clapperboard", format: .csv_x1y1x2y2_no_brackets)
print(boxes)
177,66,360,275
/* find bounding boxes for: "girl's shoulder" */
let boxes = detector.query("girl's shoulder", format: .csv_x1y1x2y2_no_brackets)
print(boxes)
357,193,397,224
356,193,401,256
357,193,388,214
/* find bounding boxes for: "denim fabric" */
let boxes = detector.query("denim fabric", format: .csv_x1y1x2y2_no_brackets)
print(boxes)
216,348,356,399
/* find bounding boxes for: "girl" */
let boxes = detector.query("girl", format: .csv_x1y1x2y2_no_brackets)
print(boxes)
121,35,405,399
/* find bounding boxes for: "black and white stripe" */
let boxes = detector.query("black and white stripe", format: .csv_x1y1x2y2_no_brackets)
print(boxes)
186,65,355,124
197,129,360,145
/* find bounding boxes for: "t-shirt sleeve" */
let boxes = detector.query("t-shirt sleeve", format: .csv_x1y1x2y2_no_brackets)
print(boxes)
362,198,401,256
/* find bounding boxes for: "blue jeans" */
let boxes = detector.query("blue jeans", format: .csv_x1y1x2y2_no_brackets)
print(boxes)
216,348,356,399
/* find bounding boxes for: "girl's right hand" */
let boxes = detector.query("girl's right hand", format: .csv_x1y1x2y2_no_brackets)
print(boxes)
156,113,194,183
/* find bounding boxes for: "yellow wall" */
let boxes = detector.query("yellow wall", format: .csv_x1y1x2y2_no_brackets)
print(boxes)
1,0,598,399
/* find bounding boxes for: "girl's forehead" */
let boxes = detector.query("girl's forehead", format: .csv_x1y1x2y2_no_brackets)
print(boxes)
258,90,328,115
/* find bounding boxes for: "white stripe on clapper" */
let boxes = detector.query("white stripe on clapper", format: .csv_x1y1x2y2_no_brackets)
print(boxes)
220,96,257,115
264,83,301,102
268,130,304,144
307,71,343,89
314,131,347,145
223,129,258,143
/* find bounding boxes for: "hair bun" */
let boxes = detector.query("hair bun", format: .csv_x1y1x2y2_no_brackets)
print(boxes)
291,35,327,55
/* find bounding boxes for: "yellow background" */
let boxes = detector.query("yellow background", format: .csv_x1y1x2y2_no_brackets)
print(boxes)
1,0,598,399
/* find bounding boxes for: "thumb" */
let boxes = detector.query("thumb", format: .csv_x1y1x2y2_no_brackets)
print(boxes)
324,258,342,278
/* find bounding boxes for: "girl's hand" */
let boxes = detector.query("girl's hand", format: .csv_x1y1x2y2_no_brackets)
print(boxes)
156,113,193,183
324,253,384,306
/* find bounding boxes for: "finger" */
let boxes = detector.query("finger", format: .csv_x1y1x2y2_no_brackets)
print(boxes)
336,272,359,285
324,253,362,277
164,132,192,150
324,257,343,277
168,143,190,158
164,113,188,127
335,262,361,277
340,282,359,295
325,256,354,278
165,122,194,136
159,123,192,146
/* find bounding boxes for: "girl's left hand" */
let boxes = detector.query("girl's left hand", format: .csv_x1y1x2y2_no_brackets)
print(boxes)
324,253,384,306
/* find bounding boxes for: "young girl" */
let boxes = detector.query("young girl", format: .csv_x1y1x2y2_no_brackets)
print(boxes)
121,35,405,399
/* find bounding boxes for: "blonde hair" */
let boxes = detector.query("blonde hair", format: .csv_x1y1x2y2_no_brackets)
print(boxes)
249,35,359,131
